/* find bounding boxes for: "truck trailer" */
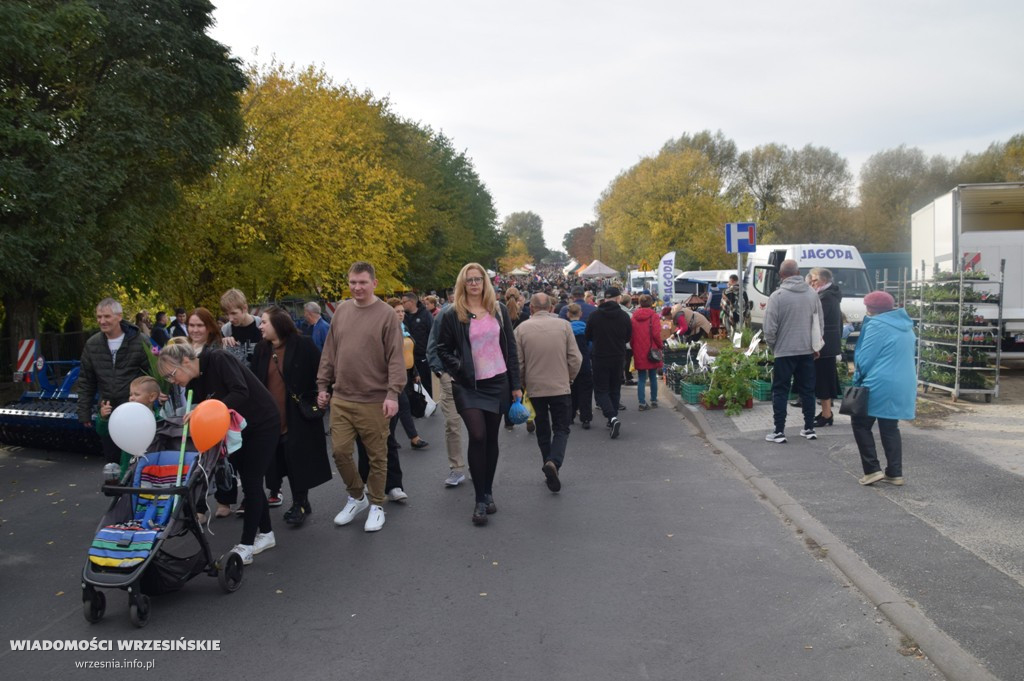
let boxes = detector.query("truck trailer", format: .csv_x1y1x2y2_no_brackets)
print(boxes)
911,183,1024,356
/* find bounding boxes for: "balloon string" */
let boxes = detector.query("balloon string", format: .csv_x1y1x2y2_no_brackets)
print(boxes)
174,390,194,489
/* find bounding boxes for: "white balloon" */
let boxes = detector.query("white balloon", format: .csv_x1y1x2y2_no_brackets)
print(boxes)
108,401,157,457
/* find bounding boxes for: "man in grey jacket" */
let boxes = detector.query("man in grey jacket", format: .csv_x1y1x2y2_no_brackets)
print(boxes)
763,259,824,443
514,293,582,492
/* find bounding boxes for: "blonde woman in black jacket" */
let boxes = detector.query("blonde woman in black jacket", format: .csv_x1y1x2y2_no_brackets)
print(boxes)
436,263,522,526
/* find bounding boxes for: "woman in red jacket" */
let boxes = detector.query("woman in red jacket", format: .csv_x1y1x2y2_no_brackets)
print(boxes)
630,295,664,410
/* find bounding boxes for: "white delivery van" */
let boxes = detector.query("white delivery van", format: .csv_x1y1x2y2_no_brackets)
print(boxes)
912,183,1024,356
746,244,870,330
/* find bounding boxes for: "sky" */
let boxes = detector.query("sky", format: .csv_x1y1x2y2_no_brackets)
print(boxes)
208,0,1024,252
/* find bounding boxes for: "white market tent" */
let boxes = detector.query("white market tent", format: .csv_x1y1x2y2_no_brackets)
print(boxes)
507,267,531,275
486,269,497,278
562,259,579,275
579,260,618,278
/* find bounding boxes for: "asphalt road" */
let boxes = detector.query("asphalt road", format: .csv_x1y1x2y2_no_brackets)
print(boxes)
0,393,941,680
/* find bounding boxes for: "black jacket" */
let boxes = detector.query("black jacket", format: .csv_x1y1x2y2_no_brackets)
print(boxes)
150,322,170,348
186,349,280,434
76,321,151,423
252,335,331,492
584,300,633,360
818,284,843,357
436,303,521,392
405,302,433,361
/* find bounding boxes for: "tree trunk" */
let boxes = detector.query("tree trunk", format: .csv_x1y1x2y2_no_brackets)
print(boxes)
3,294,39,376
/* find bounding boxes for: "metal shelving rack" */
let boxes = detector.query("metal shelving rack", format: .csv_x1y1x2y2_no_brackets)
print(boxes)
915,259,1004,402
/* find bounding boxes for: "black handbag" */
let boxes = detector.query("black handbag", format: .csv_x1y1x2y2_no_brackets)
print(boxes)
648,347,663,363
838,385,869,417
292,391,323,422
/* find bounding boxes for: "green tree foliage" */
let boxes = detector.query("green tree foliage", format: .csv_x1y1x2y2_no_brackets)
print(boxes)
498,236,532,274
501,211,548,263
0,0,245,346
777,144,854,243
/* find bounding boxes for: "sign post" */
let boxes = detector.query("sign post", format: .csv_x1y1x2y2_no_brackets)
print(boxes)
658,251,676,305
725,223,756,331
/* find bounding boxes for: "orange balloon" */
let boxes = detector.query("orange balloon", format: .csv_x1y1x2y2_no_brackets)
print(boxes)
189,399,230,452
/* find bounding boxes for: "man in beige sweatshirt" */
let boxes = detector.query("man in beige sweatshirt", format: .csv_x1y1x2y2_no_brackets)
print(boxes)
514,292,582,493
317,261,406,532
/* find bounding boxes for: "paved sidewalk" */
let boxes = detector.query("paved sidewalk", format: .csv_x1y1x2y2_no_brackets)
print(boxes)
668,390,1022,681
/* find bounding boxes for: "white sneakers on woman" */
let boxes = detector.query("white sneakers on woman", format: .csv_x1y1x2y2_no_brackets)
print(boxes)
333,495,385,531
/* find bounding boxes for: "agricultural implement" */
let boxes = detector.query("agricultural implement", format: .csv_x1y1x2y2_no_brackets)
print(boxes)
0,359,100,453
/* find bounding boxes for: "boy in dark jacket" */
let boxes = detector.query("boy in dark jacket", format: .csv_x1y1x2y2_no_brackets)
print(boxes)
567,304,593,429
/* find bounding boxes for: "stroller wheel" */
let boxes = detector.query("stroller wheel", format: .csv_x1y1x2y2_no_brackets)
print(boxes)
129,594,151,628
218,552,244,593
82,585,105,623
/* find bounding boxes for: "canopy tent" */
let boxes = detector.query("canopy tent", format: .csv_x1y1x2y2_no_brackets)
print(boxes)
486,269,496,278
562,259,579,275
507,267,531,276
579,260,619,278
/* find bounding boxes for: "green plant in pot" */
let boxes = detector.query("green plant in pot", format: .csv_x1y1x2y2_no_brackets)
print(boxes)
701,346,758,415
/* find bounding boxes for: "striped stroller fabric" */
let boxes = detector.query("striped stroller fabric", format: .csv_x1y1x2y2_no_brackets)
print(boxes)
88,451,198,571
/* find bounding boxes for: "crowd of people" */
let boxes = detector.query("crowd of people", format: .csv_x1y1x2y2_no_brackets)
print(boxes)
74,257,917,564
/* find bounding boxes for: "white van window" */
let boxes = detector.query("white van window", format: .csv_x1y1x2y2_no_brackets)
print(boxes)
752,267,776,295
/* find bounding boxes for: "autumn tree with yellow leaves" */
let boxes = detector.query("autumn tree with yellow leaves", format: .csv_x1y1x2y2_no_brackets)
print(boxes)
148,63,501,307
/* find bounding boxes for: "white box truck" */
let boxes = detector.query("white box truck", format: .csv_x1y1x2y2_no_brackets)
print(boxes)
911,182,1024,356
745,244,871,330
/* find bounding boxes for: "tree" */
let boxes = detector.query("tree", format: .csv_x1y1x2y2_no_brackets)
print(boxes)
498,237,531,274
563,223,597,263
0,0,245,353
151,63,502,305
735,143,792,239
857,146,940,251
501,211,548,263
596,147,734,271
777,144,853,243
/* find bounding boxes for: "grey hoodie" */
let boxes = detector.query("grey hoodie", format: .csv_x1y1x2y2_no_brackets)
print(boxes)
763,276,824,358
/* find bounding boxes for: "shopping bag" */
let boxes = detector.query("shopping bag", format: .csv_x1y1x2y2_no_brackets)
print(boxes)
522,392,536,421
507,398,529,425
413,382,436,418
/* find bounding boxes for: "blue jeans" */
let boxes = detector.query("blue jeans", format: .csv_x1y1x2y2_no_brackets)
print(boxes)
771,354,815,433
637,369,658,405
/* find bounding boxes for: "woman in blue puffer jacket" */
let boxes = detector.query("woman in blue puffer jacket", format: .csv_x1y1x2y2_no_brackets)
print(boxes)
851,291,916,487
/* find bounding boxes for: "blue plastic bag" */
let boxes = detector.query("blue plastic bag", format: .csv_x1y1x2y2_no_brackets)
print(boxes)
507,397,529,425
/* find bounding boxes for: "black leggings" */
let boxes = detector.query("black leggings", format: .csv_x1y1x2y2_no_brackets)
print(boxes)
236,427,278,545
460,408,502,503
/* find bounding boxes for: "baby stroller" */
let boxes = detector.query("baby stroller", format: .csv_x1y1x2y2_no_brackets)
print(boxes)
81,443,244,628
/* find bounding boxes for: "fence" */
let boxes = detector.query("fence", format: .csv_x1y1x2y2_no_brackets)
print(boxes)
0,331,92,379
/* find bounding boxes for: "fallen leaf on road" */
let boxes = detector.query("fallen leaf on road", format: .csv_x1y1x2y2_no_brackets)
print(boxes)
275,589,283,594
479,593,487,597
55,591,64,596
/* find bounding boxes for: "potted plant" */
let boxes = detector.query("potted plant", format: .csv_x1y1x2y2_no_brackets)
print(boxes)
700,346,757,415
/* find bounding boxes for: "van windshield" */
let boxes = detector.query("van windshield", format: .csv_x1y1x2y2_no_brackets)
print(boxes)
800,268,871,297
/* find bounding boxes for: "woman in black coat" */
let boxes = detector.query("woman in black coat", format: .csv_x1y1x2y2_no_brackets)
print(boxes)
157,342,279,565
812,268,843,427
252,306,332,526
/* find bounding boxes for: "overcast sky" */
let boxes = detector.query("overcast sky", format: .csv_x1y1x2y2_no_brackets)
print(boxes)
209,0,1024,252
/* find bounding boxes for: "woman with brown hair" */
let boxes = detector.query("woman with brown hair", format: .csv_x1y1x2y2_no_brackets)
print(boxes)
436,264,522,525
186,307,223,353
251,306,332,525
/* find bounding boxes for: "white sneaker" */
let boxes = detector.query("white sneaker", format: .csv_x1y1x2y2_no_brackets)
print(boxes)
333,495,370,526
387,487,408,503
800,428,817,440
364,504,386,532
231,544,254,565
765,431,787,443
253,531,276,555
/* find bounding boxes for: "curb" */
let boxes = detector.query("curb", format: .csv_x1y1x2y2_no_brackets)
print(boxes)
663,386,1001,681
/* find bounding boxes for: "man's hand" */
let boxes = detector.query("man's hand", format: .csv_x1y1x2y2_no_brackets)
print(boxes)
222,336,239,347
382,398,398,418
99,400,112,418
158,392,169,405
317,390,331,409
511,389,523,401
813,351,821,359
